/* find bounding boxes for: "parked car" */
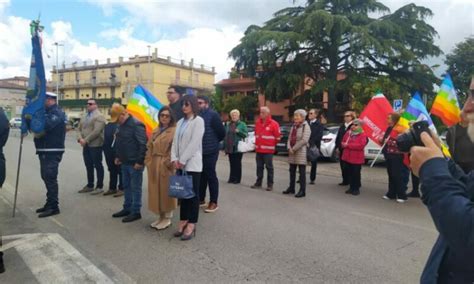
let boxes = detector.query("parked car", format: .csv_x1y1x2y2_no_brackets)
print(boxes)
364,138,385,164
246,124,255,149
319,126,339,162
9,117,22,128
275,124,292,154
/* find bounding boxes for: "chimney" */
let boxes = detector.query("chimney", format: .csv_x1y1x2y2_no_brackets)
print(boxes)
181,60,185,66
95,60,99,66
119,57,123,63
200,64,204,70
107,58,111,64
153,48,158,59
189,58,194,68
167,56,171,62
83,61,87,67
212,67,216,73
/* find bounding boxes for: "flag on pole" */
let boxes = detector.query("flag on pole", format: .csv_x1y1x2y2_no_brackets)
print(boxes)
431,73,461,127
394,92,433,133
394,92,451,157
126,85,164,137
21,19,46,136
359,92,395,145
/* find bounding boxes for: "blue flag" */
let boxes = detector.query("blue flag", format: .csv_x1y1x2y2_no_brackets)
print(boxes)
21,19,46,136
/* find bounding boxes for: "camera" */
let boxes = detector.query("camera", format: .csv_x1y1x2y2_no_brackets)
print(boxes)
396,120,431,152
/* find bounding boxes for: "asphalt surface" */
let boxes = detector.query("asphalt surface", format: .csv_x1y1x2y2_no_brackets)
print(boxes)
0,130,438,283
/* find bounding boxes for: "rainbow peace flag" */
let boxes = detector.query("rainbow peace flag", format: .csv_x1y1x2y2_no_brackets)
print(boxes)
431,74,461,127
394,92,432,133
394,92,450,157
126,85,164,137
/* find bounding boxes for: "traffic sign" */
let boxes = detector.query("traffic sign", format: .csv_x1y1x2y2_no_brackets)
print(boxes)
393,99,403,111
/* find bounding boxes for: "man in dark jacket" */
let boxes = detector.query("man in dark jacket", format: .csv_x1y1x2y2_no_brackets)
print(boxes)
308,109,324,184
167,85,185,121
34,92,67,218
0,107,9,188
112,109,147,223
410,92,474,283
335,111,355,186
197,95,225,213
103,103,123,197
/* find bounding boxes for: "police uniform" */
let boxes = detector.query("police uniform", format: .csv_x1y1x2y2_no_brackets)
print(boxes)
34,93,66,217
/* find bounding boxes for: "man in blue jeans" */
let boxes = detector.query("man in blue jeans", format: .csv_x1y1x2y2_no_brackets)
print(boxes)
112,108,147,223
197,95,225,213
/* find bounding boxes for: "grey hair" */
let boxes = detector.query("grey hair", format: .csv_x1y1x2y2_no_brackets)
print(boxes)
260,106,270,113
352,119,363,126
230,109,240,117
294,109,307,118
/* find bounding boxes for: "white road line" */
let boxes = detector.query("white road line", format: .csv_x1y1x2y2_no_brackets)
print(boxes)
2,233,114,283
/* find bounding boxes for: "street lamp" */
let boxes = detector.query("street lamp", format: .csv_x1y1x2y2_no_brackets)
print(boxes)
53,42,64,99
147,45,151,87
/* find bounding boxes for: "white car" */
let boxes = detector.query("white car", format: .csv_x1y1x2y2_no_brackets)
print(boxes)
320,126,339,161
364,138,385,164
9,117,22,128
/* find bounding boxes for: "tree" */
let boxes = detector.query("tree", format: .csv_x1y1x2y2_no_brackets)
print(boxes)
445,36,474,98
230,0,441,122
222,93,258,122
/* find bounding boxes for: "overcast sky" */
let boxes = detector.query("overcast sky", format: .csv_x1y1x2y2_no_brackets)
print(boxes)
0,0,472,82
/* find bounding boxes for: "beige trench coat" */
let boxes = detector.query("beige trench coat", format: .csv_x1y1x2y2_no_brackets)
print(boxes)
145,126,177,214
287,121,311,165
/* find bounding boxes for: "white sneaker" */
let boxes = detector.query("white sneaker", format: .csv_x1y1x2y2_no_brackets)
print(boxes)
382,195,391,200
396,199,407,203
90,188,104,195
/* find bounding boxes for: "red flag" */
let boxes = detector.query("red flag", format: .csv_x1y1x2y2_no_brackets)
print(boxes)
359,93,394,146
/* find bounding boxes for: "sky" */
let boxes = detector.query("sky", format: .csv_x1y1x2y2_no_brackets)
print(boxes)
0,0,472,82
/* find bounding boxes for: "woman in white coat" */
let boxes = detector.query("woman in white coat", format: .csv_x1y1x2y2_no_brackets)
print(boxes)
171,95,205,241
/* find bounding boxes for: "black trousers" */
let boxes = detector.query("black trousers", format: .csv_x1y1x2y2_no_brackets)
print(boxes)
339,151,349,184
256,153,274,186
0,149,5,188
346,162,361,192
199,152,219,203
385,154,407,200
39,153,63,210
310,160,318,182
228,153,243,183
83,146,104,188
289,164,306,192
180,171,201,224
104,149,122,190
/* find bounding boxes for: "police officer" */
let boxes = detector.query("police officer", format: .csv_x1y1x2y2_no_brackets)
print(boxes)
34,92,67,218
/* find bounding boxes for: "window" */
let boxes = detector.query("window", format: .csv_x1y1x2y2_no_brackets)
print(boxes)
86,94,90,98
98,93,102,98
122,92,125,98
104,93,107,98
175,70,181,80
125,70,128,78
194,73,199,82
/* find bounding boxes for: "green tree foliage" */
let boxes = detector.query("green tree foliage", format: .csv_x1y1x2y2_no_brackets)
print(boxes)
230,0,441,121
445,36,474,98
222,93,258,122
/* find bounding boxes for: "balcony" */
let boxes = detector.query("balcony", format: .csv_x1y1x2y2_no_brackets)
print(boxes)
57,78,121,89
59,98,122,108
170,77,214,91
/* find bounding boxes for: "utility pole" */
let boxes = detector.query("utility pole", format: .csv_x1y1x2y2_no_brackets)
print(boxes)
53,42,64,98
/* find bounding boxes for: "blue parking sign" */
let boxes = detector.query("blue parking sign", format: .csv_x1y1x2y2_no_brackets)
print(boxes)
393,99,403,111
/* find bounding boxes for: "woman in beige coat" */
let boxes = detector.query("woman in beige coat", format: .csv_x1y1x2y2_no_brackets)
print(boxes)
145,106,177,230
282,109,311,198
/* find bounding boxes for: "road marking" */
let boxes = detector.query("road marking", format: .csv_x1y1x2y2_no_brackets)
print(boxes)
349,211,437,233
50,217,65,228
2,233,115,283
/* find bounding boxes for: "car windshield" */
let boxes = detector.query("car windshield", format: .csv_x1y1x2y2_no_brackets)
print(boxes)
323,127,339,136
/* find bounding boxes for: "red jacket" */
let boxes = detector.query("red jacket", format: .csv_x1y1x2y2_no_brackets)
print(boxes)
255,116,281,154
341,131,367,165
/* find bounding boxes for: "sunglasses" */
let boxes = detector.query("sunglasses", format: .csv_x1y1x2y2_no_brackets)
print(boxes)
87,102,95,105
352,124,359,127
160,113,170,118
182,102,191,108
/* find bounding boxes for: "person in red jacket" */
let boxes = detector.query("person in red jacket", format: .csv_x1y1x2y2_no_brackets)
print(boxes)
251,106,281,191
341,119,367,196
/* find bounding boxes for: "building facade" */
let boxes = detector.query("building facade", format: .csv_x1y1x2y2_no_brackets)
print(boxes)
0,76,28,119
51,49,215,119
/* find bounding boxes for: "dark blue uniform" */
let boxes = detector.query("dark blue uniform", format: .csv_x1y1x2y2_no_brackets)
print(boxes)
33,104,66,210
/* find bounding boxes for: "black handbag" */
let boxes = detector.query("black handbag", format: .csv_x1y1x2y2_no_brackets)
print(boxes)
307,145,320,162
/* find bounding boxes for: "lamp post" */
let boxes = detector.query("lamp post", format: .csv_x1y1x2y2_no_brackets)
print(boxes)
53,42,64,99
147,45,151,87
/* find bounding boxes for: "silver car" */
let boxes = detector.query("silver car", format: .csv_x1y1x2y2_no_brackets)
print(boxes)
320,126,339,162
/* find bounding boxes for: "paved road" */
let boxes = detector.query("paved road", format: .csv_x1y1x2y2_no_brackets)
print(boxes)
1,131,437,283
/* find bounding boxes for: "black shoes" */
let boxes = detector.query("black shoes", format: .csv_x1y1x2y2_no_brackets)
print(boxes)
250,183,262,189
38,208,60,218
122,213,141,223
282,188,295,194
407,191,420,198
339,183,349,186
36,206,48,213
345,189,360,195
112,209,130,218
295,191,305,198
309,181,315,185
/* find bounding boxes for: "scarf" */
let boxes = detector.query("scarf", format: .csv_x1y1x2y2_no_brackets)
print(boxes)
290,122,303,147
225,122,237,153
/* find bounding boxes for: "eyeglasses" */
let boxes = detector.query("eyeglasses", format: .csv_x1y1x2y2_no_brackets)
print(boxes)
160,113,170,118
198,101,206,105
87,103,95,106
182,102,190,108
344,115,352,117
351,124,359,127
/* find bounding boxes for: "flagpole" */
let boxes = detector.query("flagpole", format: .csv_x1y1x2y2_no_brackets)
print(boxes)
370,139,388,168
12,134,24,217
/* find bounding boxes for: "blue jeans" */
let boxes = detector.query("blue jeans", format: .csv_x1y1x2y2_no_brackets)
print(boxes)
121,164,144,214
